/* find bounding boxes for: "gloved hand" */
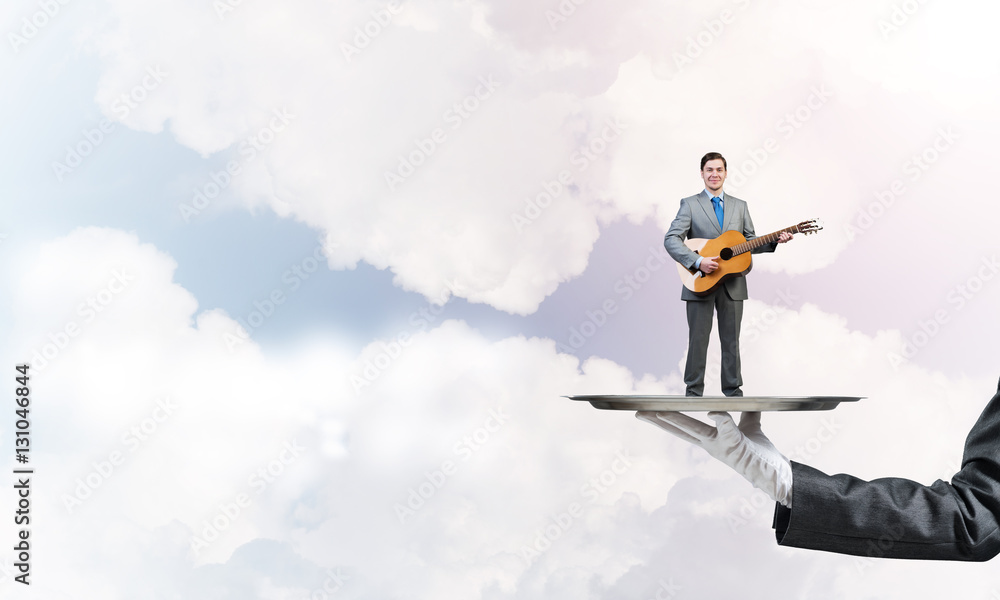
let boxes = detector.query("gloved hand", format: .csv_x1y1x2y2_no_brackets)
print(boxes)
637,411,793,508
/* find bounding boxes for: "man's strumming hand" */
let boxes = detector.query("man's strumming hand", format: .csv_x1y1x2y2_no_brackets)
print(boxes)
699,256,719,273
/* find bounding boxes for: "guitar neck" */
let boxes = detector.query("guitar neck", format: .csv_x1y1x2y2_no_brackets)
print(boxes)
732,225,801,256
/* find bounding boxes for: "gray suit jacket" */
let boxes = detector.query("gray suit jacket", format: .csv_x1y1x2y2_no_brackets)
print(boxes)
774,377,1000,561
663,191,777,301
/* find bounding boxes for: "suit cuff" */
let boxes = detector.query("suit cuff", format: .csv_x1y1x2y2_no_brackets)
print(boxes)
773,461,806,545
773,501,792,543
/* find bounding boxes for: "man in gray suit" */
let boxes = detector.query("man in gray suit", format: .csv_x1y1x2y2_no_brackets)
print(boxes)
664,152,792,397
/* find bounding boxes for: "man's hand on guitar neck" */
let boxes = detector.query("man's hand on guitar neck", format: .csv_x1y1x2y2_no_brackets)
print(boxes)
778,232,793,244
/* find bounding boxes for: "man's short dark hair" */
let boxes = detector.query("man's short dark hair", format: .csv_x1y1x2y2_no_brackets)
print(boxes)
700,152,727,171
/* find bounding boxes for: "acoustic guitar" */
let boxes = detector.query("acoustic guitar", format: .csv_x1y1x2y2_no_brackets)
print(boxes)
675,219,823,296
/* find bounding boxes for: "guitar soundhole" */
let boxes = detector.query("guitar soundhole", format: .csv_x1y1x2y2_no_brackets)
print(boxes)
719,247,733,261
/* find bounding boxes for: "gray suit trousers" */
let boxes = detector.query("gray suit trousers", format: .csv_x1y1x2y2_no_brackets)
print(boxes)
684,288,743,397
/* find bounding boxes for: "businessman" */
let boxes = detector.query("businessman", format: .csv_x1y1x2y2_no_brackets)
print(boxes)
636,375,1000,561
664,152,792,397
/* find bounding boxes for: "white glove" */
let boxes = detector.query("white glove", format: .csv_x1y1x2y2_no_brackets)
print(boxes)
637,411,793,508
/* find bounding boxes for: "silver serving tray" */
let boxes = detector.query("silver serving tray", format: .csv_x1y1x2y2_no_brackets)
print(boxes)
566,395,863,412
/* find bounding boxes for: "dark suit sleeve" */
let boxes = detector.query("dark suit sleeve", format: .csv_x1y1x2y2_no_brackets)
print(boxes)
773,380,1000,561
741,203,778,254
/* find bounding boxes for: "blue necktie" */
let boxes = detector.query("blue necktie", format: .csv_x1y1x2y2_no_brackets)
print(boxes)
711,196,724,229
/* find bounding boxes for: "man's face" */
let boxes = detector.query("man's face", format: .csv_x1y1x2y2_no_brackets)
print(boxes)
701,159,726,194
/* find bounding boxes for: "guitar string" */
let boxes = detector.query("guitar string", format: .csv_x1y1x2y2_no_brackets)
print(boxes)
729,223,814,256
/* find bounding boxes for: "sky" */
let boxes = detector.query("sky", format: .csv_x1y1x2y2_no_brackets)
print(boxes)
2,0,1000,598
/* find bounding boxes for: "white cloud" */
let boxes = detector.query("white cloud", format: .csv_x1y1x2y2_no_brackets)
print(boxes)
4,228,357,586
80,0,646,314
4,227,998,598
65,0,1000,316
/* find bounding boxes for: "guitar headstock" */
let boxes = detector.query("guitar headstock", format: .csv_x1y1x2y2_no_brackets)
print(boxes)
796,219,824,235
